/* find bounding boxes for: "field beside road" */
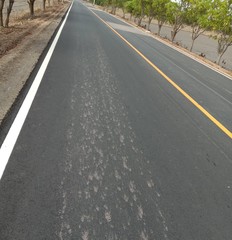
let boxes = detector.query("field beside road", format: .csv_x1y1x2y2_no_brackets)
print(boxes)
2,0,54,18
0,1,70,125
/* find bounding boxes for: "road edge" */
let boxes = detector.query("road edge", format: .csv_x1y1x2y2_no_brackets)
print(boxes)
0,2,73,180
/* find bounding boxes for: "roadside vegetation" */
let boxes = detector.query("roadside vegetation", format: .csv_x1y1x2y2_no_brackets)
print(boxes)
0,0,66,28
93,0,232,65
0,0,69,58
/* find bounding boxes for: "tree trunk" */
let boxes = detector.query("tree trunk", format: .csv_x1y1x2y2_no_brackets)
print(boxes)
171,30,177,42
42,0,46,11
147,17,152,31
190,29,197,51
217,53,223,65
217,45,229,65
122,9,125,19
171,16,182,43
158,22,163,36
190,26,205,52
110,6,116,15
28,0,35,17
190,39,195,52
138,0,145,27
138,16,143,26
47,0,50,7
157,20,164,36
217,37,230,65
5,0,14,27
171,23,182,42
0,0,5,27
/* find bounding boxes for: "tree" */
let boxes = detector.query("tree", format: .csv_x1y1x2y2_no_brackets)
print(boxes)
109,0,117,14
117,0,127,18
125,0,141,24
185,0,212,51
0,0,5,27
135,0,146,26
166,0,188,42
42,0,46,11
5,0,14,27
145,0,155,30
124,0,135,20
95,0,108,6
0,0,14,28
153,0,170,36
27,0,36,17
209,0,232,64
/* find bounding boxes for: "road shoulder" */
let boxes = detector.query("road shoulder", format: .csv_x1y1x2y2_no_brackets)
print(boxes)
0,3,70,126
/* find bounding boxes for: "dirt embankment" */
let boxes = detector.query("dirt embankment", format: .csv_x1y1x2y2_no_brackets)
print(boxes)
0,2,70,125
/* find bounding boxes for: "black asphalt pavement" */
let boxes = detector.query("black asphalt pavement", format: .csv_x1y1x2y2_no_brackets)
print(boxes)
0,1,232,239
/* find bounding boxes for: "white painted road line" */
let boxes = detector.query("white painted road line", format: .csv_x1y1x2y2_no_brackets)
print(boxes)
0,2,73,180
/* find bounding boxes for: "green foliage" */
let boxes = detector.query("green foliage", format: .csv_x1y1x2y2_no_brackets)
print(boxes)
166,1,186,42
153,0,170,23
184,0,212,51
209,0,232,34
117,0,127,9
124,0,135,14
95,0,107,6
184,0,211,29
145,0,155,18
94,0,232,64
166,1,181,25
208,0,232,63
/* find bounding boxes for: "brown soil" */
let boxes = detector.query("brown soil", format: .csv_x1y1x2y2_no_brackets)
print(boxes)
0,5,67,58
0,2,70,125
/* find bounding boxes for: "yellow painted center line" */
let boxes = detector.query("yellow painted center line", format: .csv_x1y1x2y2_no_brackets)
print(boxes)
90,8,232,139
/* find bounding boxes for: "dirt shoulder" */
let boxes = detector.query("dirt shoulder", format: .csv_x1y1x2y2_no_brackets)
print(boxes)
0,2,70,126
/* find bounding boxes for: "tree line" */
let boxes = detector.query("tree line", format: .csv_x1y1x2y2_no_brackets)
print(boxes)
0,0,65,28
94,0,232,65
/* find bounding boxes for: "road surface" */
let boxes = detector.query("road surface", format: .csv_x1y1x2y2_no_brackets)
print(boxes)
0,1,232,239
144,21,232,70
4,0,232,70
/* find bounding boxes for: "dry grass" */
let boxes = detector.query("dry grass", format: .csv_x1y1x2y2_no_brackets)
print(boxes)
0,3,69,58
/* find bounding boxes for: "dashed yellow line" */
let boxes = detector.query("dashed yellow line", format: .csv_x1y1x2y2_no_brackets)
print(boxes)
90,9,232,139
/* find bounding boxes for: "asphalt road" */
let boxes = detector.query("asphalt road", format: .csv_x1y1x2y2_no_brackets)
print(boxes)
144,21,232,70
0,1,232,239
4,0,232,70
